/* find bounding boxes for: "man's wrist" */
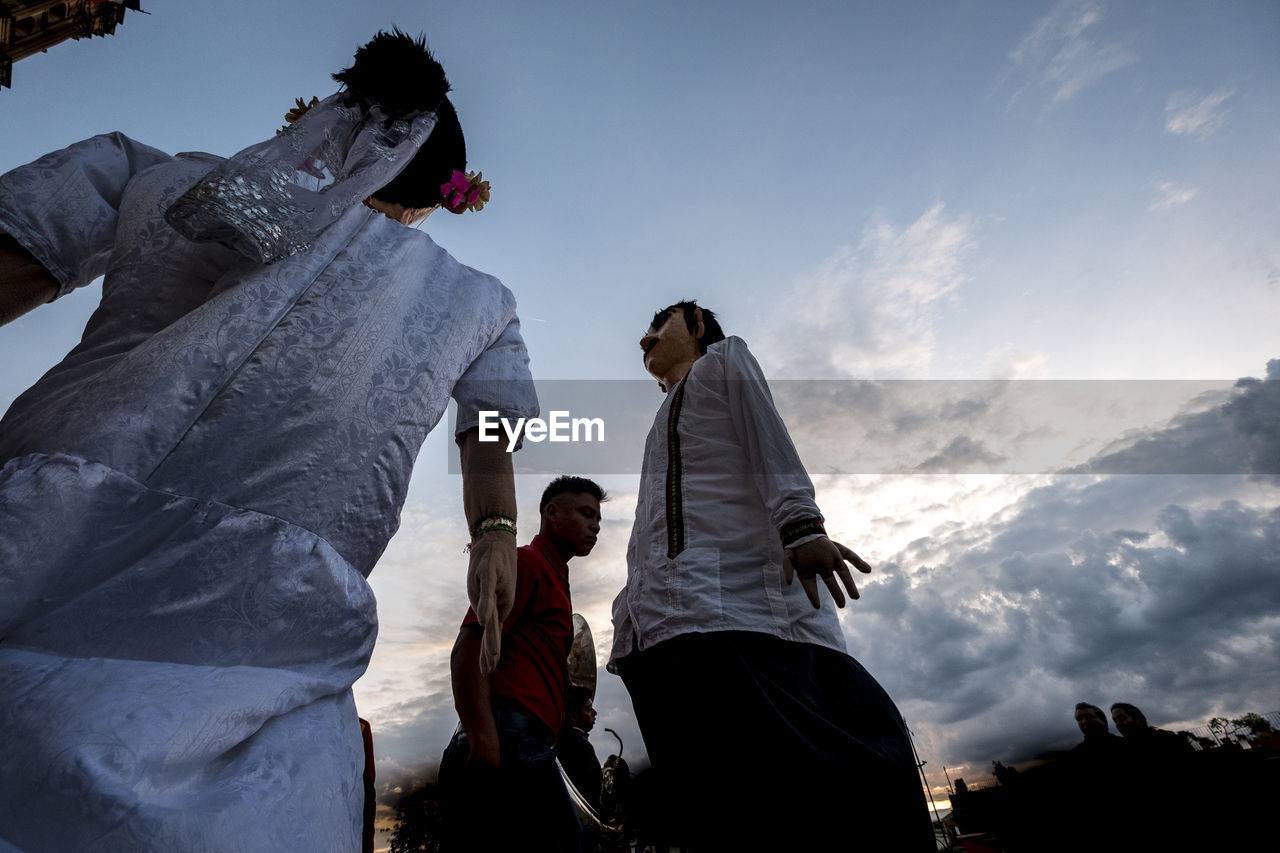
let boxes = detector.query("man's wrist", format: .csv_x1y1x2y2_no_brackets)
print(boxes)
780,517,826,548
470,515,516,540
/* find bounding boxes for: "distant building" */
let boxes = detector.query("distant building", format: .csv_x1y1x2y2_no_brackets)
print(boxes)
1,1,139,90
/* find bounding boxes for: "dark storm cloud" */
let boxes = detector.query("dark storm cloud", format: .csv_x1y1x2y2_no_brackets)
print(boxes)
860,493,1280,770
1072,361,1280,477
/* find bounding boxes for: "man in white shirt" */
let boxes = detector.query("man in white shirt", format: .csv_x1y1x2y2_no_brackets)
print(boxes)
608,301,933,851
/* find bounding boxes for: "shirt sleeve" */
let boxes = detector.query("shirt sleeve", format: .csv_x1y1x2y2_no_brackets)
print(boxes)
452,286,540,449
719,337,826,543
0,133,172,298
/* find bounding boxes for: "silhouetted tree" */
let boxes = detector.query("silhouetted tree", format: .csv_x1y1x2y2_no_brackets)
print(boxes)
1208,716,1238,744
990,760,1021,787
1233,712,1276,738
387,782,445,853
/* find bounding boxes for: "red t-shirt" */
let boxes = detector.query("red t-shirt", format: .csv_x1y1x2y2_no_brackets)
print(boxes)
461,534,572,735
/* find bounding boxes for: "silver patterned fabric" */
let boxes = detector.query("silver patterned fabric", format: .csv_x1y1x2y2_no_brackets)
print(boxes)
0,132,538,852
165,93,437,264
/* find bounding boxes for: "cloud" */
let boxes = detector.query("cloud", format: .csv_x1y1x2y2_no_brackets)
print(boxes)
1072,360,1280,478
759,204,977,379
1149,180,1199,211
870,485,1279,770
1006,0,1138,105
1165,87,1235,139
771,377,1245,476
828,359,1280,785
913,435,1007,474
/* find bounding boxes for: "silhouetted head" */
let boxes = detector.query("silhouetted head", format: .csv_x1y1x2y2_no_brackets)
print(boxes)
566,685,596,732
1110,702,1149,737
1074,702,1109,736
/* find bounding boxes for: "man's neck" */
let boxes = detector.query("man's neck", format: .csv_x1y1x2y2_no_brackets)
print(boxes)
658,354,700,392
537,531,575,563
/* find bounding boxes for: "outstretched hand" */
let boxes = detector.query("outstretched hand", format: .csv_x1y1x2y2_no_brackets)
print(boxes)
783,535,872,608
467,529,517,674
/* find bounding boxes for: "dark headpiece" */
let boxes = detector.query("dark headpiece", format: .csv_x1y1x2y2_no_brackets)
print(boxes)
332,29,451,119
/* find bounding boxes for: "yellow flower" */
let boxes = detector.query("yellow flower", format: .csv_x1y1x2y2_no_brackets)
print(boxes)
278,96,320,133
466,171,491,212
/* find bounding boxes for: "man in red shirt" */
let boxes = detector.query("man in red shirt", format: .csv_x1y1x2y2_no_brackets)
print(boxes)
440,476,606,853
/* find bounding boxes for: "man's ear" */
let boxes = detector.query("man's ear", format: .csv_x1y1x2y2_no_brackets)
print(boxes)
693,306,705,341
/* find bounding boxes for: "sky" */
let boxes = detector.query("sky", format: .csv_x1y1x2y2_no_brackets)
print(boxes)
2,0,1278,840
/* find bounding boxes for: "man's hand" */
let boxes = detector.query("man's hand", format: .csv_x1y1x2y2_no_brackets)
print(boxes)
783,535,872,608
466,728,502,770
467,529,517,674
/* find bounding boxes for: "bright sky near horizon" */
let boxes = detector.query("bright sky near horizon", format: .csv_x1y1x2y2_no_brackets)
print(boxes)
3,0,1278,840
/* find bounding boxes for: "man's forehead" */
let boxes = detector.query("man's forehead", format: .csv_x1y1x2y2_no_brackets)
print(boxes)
647,308,679,333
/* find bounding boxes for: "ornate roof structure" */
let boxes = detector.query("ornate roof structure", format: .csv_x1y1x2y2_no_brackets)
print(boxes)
1,1,138,90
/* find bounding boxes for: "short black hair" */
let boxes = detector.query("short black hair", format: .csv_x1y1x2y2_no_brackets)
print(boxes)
650,299,726,355
539,475,608,515
1075,702,1104,716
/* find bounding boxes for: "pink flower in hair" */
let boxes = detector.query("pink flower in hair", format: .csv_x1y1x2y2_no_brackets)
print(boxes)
440,170,491,214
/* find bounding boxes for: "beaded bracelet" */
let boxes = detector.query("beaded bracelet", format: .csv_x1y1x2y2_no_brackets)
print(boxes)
469,515,517,540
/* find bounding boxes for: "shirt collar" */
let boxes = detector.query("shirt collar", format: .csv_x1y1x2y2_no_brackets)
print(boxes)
530,533,569,574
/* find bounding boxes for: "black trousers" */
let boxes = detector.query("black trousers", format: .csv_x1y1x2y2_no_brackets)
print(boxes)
616,631,935,852
438,715,582,853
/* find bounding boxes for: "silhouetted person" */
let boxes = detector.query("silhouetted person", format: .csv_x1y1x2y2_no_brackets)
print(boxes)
1056,703,1130,851
1108,703,1196,849
558,686,631,852
558,686,604,812
1110,702,1192,758
1071,702,1124,761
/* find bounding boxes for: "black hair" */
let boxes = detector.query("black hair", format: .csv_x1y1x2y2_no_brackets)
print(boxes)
650,299,726,355
539,476,608,515
567,684,593,711
1110,702,1148,726
371,96,466,208
1075,702,1105,716
333,29,467,209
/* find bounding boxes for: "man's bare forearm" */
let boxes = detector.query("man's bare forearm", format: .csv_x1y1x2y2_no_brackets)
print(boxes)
0,233,57,327
457,425,519,673
458,426,517,528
